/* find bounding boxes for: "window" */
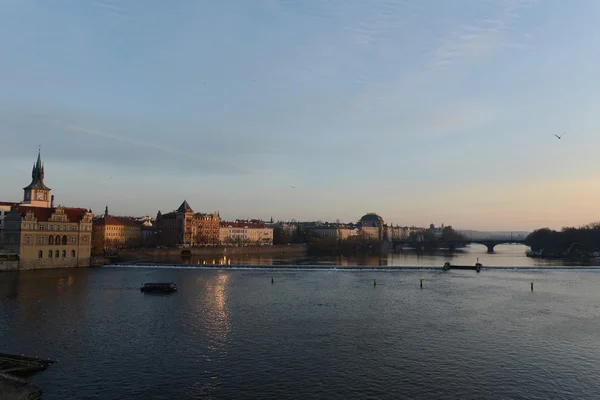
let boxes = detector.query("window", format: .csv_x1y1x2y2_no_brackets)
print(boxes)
55,250,59,258
48,250,53,258
62,235,67,245
25,236,31,244
38,250,43,258
38,236,44,244
55,235,60,244
62,250,66,258
49,224,53,230
71,250,76,258
71,236,77,244
49,235,54,245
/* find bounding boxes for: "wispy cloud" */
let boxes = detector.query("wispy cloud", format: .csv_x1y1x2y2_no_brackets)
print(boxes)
431,0,536,69
66,125,253,175
91,0,128,19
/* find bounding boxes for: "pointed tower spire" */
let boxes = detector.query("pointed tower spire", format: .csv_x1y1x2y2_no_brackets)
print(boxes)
23,149,51,206
36,150,42,170
105,205,109,217
176,200,193,213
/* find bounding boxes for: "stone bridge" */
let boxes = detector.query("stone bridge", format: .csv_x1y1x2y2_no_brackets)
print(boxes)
470,239,527,253
392,238,528,253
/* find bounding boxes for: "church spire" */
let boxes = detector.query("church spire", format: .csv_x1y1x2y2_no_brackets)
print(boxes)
22,150,51,207
36,150,42,170
23,150,50,191
105,205,109,216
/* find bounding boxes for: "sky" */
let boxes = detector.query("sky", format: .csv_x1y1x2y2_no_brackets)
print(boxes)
1,0,600,231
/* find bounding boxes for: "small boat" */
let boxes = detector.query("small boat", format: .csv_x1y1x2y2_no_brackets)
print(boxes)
140,282,177,293
442,262,483,272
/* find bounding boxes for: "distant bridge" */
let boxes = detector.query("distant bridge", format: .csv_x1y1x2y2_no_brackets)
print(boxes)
392,238,528,253
469,239,527,253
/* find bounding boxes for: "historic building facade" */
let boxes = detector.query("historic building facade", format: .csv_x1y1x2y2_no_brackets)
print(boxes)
1,152,93,269
219,220,273,245
92,206,142,254
0,201,17,243
155,201,220,247
358,213,386,240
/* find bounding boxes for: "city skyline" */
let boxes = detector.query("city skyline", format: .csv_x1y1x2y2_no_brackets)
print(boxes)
2,1,600,231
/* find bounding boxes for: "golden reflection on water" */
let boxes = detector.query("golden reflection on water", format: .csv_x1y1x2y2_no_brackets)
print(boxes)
56,275,75,294
198,273,231,351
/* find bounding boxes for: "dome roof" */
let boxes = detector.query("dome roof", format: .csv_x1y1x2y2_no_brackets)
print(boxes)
359,213,384,227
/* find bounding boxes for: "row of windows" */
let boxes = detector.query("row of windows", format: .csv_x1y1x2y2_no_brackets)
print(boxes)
26,235,78,245
26,223,78,231
104,226,139,230
38,250,77,259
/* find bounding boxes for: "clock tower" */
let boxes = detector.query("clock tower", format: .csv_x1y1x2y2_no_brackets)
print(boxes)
22,151,51,208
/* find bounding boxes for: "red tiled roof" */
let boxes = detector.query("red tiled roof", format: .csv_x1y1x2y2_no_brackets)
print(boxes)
94,215,142,227
220,221,267,228
16,206,89,223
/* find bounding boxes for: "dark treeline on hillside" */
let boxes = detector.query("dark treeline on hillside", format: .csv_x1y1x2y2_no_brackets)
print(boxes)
273,225,468,254
526,223,600,256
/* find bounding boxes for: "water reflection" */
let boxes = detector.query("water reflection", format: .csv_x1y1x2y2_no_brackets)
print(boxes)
184,272,231,351
56,275,75,294
140,245,540,268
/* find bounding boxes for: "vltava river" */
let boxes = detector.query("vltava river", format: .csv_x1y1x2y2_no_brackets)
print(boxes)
2,247,600,399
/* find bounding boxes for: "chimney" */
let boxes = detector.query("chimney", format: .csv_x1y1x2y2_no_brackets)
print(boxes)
50,195,55,208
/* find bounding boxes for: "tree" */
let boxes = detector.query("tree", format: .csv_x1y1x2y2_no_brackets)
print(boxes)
441,226,467,242
273,227,290,245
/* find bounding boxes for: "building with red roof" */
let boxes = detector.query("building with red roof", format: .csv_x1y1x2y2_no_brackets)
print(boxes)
0,152,93,270
92,206,142,253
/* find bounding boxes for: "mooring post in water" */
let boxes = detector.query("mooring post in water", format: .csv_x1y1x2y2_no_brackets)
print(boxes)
271,276,274,284
420,279,423,289
373,279,376,286
530,282,534,291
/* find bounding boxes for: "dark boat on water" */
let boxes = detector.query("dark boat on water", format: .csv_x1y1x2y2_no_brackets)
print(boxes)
140,283,177,293
443,261,482,272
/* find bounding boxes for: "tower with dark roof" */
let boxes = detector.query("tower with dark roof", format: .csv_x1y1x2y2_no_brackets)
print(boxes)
22,150,51,208
176,200,194,213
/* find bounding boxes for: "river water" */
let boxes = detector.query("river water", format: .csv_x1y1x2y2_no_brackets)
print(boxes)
2,247,600,399
149,244,576,268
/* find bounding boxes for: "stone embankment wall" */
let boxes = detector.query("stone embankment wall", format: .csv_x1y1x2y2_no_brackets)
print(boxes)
0,261,18,272
118,244,308,262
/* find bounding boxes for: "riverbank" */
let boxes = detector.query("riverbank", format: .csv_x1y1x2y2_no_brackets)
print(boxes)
0,353,55,400
114,244,309,263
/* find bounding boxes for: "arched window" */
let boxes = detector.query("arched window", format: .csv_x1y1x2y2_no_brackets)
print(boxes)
62,250,66,258
49,235,54,245
55,250,59,258
55,235,60,245
62,235,67,245
38,250,43,259
71,250,76,258
48,250,53,258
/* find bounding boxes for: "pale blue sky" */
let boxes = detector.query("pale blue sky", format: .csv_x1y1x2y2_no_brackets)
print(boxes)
1,0,600,230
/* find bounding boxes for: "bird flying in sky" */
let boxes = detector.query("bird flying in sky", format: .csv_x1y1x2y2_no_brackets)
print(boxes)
554,132,566,139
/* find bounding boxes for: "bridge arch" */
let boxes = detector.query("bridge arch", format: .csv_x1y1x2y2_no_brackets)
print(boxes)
471,240,528,253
